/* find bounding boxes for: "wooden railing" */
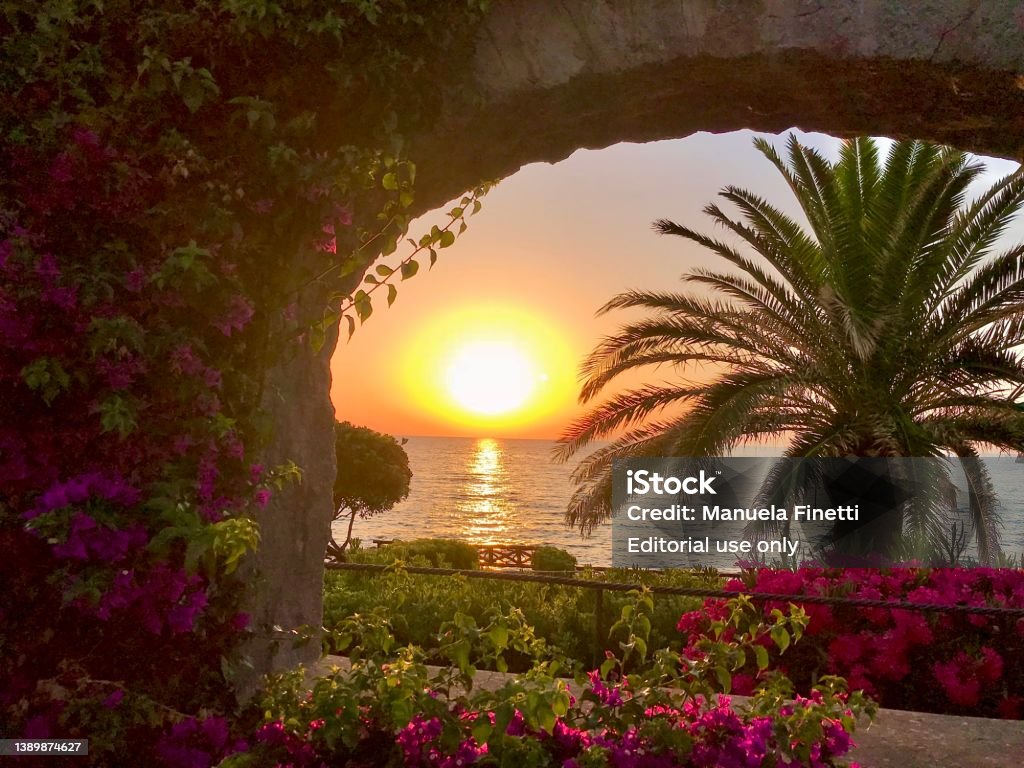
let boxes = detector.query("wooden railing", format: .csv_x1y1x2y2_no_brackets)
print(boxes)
371,539,542,570
478,545,536,569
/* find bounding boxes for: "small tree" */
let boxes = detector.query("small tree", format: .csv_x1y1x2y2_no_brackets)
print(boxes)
328,421,412,560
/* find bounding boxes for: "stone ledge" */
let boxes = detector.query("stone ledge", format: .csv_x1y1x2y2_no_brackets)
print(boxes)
309,656,1024,768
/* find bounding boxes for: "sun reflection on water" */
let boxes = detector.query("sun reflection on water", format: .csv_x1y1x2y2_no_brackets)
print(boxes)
456,438,513,545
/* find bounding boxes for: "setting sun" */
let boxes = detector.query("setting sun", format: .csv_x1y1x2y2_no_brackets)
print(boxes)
444,341,545,415
396,304,577,434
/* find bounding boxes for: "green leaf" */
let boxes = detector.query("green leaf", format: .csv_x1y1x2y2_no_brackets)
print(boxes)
98,396,137,437
400,260,419,280
771,626,791,654
387,284,398,307
216,752,257,768
184,535,210,574
487,625,509,650
715,665,732,693
536,706,556,734
21,357,71,405
754,644,770,671
472,716,492,745
429,249,438,269
439,230,456,248
354,291,373,323
382,172,398,191
182,81,205,113
551,690,570,717
633,636,647,661
493,704,514,736
375,264,394,277
600,657,616,678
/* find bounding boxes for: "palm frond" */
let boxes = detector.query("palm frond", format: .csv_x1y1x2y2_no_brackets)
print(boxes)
560,133,1024,553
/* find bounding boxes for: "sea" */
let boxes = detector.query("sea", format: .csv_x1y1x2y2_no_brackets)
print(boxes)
331,436,1024,567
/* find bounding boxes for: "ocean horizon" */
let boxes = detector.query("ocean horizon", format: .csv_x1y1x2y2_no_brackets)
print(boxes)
332,436,1024,567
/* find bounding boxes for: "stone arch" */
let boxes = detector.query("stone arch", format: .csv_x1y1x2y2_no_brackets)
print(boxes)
413,0,1024,211
251,0,1024,678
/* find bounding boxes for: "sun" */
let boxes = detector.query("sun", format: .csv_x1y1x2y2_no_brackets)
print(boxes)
397,304,577,434
444,341,542,415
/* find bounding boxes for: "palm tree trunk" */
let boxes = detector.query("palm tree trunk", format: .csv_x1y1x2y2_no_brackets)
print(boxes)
822,458,903,563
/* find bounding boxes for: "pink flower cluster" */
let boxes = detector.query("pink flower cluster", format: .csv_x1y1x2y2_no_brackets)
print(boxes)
155,716,247,768
397,715,487,767
90,564,209,633
51,512,147,562
253,680,861,768
677,568,1024,719
27,472,141,520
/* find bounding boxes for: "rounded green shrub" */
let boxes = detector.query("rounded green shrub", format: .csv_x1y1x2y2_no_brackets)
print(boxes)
383,538,480,569
532,546,578,572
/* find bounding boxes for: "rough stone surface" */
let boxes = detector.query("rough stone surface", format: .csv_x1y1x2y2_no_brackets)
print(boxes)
237,285,340,697
412,0,1024,213
311,656,1024,768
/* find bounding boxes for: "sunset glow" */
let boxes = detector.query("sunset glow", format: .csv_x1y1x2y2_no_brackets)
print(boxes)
397,304,577,433
444,341,544,415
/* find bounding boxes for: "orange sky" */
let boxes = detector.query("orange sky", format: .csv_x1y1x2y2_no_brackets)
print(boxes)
330,131,1023,440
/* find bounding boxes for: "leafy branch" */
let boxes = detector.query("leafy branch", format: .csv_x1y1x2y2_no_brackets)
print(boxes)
310,180,492,349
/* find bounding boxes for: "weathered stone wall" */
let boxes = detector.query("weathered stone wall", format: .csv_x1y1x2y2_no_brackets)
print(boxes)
414,0,1024,211
238,277,340,696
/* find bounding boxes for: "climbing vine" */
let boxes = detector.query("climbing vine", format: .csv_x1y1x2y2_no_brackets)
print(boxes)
0,1,491,763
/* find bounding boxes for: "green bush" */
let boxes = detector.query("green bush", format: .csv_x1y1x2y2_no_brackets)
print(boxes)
322,566,718,671
268,597,873,768
343,538,480,569
393,538,480,569
532,546,577,572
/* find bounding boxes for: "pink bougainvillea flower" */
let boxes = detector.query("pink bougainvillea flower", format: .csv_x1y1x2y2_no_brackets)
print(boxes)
213,295,254,336
933,655,982,707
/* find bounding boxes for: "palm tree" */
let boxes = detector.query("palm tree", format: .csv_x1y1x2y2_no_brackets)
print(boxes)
555,135,1024,564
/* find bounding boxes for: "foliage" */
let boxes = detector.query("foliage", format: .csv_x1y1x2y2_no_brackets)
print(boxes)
0,0,490,762
677,567,1024,719
243,595,873,767
323,182,493,345
323,560,716,671
329,421,412,556
360,537,483,569
556,135,1024,564
532,545,579,572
